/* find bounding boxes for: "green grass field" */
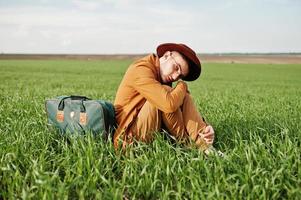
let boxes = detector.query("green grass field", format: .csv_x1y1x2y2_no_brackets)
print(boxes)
0,59,300,199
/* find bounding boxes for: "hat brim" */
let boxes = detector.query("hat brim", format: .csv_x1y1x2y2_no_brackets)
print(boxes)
156,43,201,81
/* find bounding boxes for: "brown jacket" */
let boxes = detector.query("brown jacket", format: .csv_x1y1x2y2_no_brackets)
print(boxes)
113,54,188,149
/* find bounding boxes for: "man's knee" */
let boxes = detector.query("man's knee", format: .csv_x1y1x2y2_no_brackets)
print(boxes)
143,101,160,115
138,101,162,130
131,101,161,142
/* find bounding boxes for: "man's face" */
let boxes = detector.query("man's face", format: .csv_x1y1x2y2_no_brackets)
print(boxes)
159,51,189,83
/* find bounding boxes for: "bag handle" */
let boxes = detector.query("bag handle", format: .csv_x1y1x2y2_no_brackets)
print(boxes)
58,95,91,112
69,95,91,101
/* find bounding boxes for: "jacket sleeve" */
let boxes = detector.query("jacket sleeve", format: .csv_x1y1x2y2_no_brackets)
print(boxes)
132,65,187,113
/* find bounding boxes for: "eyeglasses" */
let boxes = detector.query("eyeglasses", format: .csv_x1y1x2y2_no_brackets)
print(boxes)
170,52,185,79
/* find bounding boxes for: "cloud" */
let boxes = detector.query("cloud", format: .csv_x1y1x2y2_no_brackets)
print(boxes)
71,0,103,11
0,2,199,53
13,24,30,37
0,0,300,53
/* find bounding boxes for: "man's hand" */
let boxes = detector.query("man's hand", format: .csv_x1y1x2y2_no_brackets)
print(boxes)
202,125,215,145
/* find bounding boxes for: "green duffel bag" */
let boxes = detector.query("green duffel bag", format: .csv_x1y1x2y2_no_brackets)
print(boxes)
45,95,116,140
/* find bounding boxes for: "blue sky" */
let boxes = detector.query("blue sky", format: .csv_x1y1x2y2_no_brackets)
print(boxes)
0,0,300,54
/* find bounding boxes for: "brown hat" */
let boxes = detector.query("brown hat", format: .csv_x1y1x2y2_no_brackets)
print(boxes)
156,43,201,81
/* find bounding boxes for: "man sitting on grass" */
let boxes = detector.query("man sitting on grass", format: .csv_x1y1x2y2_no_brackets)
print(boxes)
113,43,222,156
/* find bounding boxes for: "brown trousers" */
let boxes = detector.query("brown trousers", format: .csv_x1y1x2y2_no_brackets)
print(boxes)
129,92,209,150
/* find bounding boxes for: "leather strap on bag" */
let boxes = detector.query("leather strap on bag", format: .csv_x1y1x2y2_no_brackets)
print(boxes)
56,95,91,123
